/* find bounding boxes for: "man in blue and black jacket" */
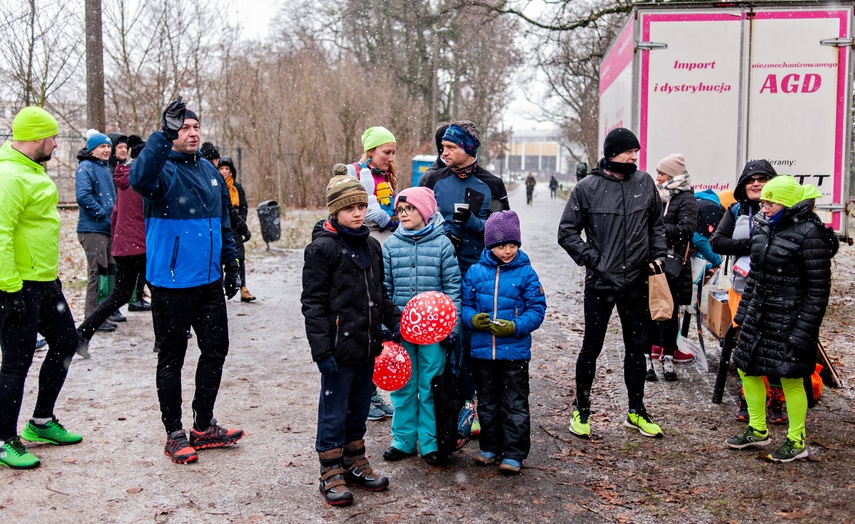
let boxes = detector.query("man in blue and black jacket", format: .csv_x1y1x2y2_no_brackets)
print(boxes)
130,98,244,465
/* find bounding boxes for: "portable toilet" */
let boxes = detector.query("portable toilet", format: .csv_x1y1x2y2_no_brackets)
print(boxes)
411,155,435,187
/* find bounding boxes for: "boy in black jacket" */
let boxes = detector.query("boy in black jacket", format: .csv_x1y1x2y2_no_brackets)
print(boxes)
301,167,401,506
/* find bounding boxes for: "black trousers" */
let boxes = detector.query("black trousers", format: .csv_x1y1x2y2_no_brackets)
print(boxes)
0,280,78,440
575,279,649,412
77,254,146,340
152,280,229,434
474,359,530,461
649,306,680,357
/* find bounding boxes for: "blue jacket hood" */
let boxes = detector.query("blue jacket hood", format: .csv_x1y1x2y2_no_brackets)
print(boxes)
695,188,721,205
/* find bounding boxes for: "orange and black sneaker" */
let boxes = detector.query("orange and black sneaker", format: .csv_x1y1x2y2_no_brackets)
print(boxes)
189,420,244,450
164,429,198,464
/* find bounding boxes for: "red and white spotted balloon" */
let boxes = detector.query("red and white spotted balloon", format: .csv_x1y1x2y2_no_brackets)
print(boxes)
373,341,412,391
400,291,457,345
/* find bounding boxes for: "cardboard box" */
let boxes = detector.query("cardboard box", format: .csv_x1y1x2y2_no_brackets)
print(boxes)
705,290,732,339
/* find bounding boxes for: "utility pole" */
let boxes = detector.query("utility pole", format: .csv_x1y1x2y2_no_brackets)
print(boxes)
85,0,106,132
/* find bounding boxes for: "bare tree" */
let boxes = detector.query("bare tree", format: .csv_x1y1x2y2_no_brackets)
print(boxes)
447,0,633,164
278,0,521,160
101,0,222,135
0,0,83,108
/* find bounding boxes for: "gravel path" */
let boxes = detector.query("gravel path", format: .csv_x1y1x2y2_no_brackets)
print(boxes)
4,182,854,523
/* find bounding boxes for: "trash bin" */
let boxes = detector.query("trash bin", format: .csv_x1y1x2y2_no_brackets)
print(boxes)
256,200,281,248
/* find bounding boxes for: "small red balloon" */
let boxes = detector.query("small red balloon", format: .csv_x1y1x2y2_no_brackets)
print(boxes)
400,291,457,345
373,341,412,391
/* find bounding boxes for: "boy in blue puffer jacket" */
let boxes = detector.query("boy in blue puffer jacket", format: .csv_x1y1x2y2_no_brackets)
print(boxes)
461,210,546,474
381,187,461,466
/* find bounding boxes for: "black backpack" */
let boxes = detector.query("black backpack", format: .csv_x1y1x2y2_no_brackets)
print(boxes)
696,195,724,239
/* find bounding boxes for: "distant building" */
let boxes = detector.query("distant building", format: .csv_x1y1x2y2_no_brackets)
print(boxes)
500,129,579,183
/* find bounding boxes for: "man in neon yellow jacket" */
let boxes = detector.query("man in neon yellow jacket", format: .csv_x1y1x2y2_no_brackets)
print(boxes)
0,106,83,470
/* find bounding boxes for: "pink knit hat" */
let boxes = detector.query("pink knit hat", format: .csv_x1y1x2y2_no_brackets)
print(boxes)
656,153,687,178
395,187,437,222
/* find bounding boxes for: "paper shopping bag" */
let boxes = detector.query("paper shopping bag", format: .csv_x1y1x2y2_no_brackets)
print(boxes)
649,263,674,321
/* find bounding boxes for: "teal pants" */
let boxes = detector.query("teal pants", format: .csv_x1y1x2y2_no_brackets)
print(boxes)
390,341,445,455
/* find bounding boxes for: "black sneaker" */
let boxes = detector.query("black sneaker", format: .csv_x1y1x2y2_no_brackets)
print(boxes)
645,355,658,382
189,420,243,449
767,438,808,462
383,446,415,461
164,430,198,464
97,321,117,332
128,300,151,312
726,426,770,449
108,311,126,323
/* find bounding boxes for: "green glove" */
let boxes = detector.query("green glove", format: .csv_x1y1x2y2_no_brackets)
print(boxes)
489,319,516,338
471,312,492,331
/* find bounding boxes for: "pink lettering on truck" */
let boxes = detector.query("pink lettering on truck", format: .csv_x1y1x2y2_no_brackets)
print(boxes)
599,4,852,236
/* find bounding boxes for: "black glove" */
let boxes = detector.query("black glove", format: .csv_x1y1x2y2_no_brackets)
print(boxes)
0,291,27,320
238,220,251,242
452,206,472,226
317,355,338,375
223,260,241,299
161,97,186,141
446,232,463,250
383,330,402,343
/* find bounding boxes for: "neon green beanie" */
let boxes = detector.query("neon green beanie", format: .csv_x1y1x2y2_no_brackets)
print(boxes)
361,126,396,152
12,106,59,141
761,175,822,207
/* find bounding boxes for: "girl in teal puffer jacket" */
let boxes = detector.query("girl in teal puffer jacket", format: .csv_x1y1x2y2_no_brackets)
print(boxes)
381,187,461,466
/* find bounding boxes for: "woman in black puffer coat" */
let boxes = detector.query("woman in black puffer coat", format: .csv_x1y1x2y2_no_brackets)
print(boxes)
727,176,837,463
646,154,697,382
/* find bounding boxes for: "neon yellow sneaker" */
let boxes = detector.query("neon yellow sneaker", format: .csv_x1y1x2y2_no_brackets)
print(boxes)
0,436,41,469
624,409,663,438
21,418,83,445
569,408,591,439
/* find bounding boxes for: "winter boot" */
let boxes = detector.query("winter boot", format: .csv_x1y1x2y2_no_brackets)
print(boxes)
645,354,658,382
767,386,788,425
240,286,256,302
662,355,677,382
343,439,388,492
318,448,353,506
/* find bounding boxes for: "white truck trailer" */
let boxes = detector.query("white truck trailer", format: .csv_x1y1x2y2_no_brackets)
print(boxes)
599,1,853,236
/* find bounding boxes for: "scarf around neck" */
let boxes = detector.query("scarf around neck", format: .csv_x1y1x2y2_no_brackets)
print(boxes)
602,158,637,177
224,175,240,207
330,219,373,269
658,173,692,203
399,221,435,238
451,160,478,178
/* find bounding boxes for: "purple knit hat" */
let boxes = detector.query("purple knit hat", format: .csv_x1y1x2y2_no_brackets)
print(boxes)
484,210,521,249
